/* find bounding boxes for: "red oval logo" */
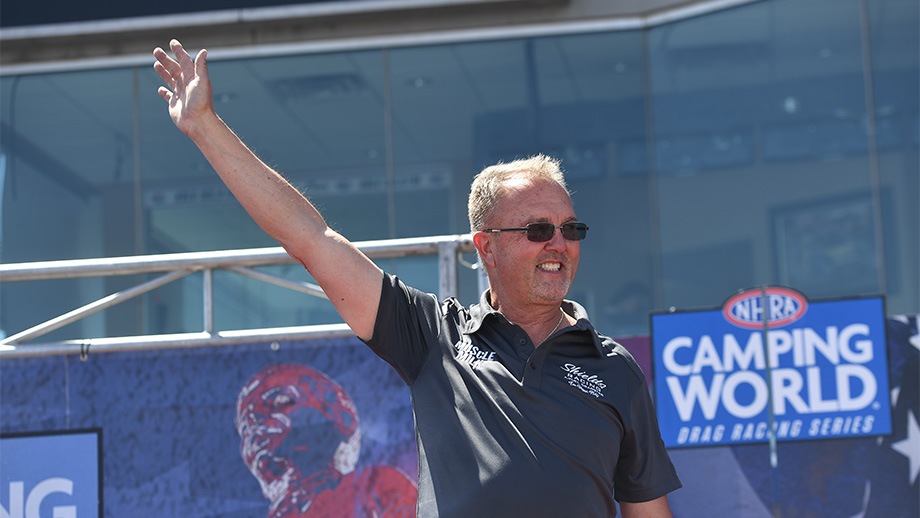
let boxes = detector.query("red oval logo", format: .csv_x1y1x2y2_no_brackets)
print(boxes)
722,287,807,329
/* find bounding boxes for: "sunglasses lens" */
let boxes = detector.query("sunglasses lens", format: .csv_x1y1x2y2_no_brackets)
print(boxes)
526,223,556,242
522,222,588,241
561,223,588,240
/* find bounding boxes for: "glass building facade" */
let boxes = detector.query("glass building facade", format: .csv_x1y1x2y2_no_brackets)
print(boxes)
1,0,917,343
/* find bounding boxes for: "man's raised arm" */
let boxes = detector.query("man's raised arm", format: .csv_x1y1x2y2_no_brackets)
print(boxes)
153,39,383,340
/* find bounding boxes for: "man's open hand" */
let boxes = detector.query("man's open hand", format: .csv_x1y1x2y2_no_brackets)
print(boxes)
153,39,214,138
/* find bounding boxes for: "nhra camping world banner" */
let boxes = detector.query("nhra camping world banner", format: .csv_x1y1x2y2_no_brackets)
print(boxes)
652,287,892,448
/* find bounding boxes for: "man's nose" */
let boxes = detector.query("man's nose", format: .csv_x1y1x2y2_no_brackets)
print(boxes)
544,227,569,250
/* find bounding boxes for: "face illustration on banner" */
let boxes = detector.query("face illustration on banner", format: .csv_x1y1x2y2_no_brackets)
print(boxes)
236,364,360,503
235,363,416,518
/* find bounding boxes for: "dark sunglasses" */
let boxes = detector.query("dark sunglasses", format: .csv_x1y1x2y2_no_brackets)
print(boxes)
482,221,589,242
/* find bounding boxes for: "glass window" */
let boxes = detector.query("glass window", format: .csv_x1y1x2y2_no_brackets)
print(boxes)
648,0,885,309
1,0,917,343
867,0,920,315
388,31,654,335
138,49,391,333
1,69,137,341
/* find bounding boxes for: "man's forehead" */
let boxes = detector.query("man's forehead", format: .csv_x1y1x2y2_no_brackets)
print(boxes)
497,179,573,212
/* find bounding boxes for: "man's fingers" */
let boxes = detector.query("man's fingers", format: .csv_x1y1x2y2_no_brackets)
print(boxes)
170,39,195,74
152,61,175,87
153,47,181,82
156,86,173,103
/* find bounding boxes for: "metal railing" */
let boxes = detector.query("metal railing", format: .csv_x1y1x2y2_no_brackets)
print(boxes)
0,234,478,359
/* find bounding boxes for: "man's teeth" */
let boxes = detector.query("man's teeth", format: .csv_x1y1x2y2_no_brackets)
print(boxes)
538,263,561,271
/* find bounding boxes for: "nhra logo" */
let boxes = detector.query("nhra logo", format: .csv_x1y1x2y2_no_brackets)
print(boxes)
723,287,807,329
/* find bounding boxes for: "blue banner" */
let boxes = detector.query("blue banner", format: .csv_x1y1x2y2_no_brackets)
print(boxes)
0,337,417,517
0,429,102,517
652,288,892,448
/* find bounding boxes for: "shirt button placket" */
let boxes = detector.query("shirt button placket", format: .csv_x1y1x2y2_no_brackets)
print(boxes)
523,357,541,387
515,335,531,363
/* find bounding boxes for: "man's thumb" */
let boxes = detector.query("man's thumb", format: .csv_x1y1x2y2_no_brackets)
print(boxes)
195,49,209,81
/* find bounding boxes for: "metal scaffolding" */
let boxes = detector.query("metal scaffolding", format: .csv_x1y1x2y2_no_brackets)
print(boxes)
0,234,478,359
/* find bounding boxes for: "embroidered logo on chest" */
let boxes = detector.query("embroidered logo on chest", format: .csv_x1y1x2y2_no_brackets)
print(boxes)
561,363,607,398
454,336,497,368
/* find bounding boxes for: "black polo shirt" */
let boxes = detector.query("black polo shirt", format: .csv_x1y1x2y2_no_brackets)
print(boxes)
364,274,681,517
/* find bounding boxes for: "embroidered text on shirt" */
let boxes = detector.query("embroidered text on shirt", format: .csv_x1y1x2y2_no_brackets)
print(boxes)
454,336,497,368
561,363,607,398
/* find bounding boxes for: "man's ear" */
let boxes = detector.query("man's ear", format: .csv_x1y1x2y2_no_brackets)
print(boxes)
472,231,497,270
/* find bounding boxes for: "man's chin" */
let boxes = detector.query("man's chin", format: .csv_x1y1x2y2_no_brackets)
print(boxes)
532,282,571,303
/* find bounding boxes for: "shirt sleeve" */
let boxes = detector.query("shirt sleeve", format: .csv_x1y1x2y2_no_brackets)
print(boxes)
362,273,442,385
614,365,683,503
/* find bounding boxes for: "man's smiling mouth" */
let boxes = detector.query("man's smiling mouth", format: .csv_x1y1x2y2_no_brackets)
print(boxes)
537,262,562,272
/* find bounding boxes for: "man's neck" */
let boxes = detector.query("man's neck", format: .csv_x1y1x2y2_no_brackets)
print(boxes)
488,292,570,345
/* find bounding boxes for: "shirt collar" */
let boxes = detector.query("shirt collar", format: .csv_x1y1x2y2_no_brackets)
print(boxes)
466,290,609,358
465,289,500,334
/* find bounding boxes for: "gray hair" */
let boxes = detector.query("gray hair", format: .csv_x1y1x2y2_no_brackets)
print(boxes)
468,154,570,232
